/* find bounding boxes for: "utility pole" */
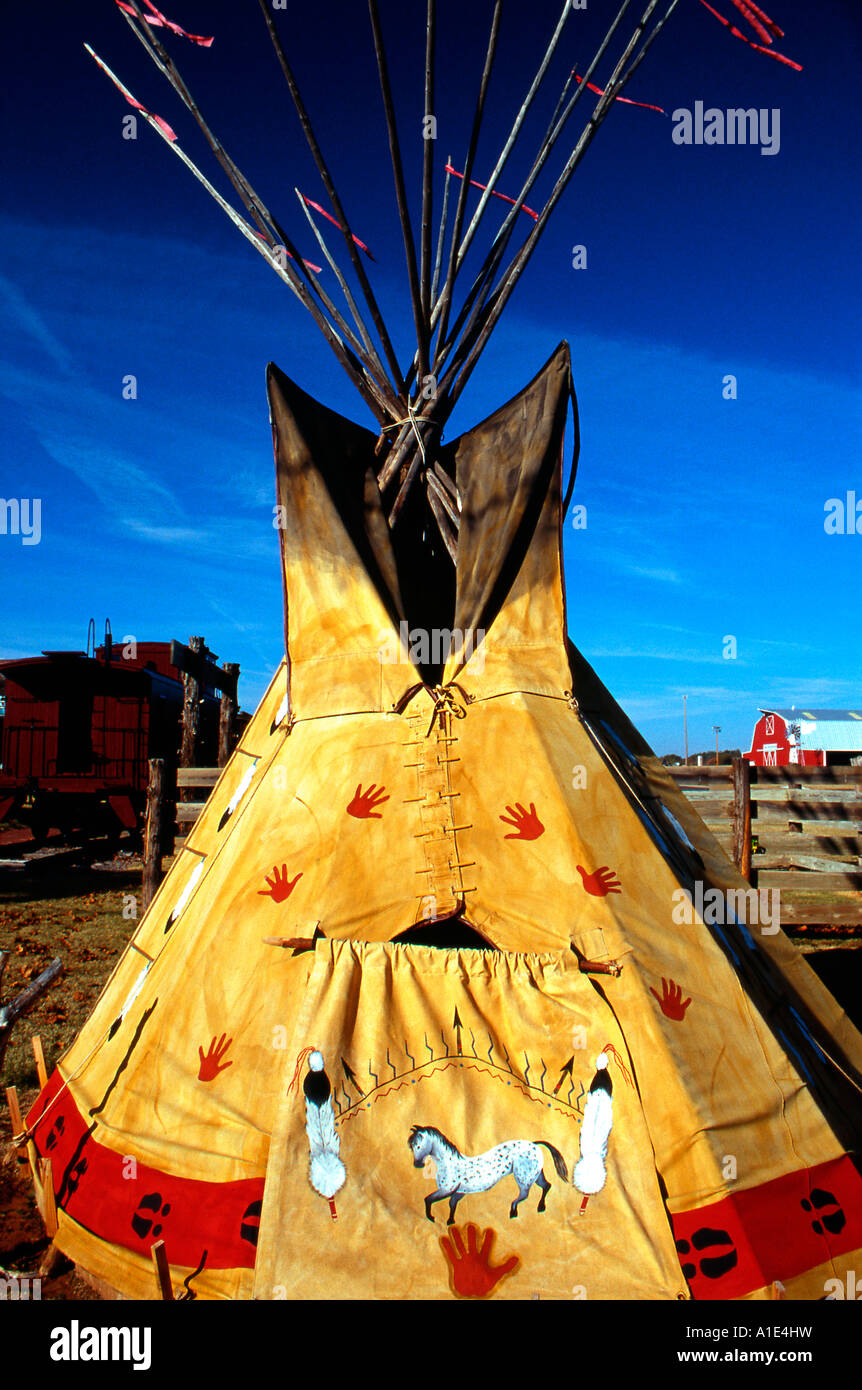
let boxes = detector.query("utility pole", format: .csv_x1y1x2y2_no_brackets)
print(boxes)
713,725,722,766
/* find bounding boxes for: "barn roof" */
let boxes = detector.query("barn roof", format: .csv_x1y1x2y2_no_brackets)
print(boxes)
764,708,862,721
759,708,862,753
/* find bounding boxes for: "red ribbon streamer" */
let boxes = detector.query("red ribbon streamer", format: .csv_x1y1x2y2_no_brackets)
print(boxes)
300,196,375,261
115,0,214,47
444,165,538,221
98,60,178,141
730,0,774,46
731,0,784,39
573,74,666,115
697,0,802,71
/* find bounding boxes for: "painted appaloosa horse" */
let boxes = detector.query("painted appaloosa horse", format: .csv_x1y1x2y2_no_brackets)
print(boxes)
408,1125,568,1225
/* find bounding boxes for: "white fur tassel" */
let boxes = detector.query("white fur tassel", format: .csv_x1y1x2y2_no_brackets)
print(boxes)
302,1051,345,1214
306,1101,346,1200
574,1054,614,1196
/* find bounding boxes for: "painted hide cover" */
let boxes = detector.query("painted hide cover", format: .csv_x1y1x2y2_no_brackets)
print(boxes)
25,345,862,1300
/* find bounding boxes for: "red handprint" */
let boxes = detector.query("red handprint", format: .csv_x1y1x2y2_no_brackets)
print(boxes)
258,865,302,903
198,1034,234,1082
650,977,692,1021
499,802,544,840
439,1224,520,1299
576,864,622,896
347,783,389,819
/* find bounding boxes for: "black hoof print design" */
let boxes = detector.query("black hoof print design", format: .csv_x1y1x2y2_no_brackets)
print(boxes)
240,1199,262,1246
801,1188,846,1237
131,1191,172,1240
65,1157,88,1200
676,1227,738,1281
45,1115,66,1150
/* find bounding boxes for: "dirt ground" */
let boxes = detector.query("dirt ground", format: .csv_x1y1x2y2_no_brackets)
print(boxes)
2,829,861,1300
1,1093,100,1299
1,832,162,1298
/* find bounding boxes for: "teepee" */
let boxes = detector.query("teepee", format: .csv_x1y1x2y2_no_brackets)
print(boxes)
20,2,862,1300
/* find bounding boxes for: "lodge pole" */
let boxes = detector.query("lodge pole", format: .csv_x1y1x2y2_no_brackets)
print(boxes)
368,0,429,384
258,0,408,396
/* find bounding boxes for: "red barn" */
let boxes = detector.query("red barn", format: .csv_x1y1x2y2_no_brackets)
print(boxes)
745,708,862,768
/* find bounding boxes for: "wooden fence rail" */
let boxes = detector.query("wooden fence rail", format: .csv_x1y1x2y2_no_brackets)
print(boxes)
142,760,862,929
667,762,862,929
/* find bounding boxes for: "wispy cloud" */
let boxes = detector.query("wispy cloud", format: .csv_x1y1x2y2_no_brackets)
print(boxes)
0,272,74,376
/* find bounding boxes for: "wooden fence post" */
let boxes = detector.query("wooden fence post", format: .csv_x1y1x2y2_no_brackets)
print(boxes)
142,758,166,911
732,756,752,882
180,635,205,794
218,663,240,768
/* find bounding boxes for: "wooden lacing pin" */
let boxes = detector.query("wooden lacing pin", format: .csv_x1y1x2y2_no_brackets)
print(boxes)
41,1157,58,1238
573,949,623,979
262,923,323,955
4,1084,23,1150
151,1240,174,1300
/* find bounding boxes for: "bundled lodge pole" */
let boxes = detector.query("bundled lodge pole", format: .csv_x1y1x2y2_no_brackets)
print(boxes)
88,0,802,560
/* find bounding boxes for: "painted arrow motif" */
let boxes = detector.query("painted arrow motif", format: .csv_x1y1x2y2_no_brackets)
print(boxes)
453,1007,463,1055
341,1058,365,1098
554,1057,575,1095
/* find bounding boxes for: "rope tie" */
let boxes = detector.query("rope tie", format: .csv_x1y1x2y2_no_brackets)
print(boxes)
379,402,441,476
392,681,470,735
425,683,469,737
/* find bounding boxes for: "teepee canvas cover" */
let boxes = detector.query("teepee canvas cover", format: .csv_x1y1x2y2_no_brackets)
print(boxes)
25,346,862,1301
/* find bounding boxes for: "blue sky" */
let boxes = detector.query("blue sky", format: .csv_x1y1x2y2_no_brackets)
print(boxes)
1,0,860,755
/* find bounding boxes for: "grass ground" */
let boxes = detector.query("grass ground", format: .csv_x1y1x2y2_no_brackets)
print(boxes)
0,844,155,1297
1,859,144,1088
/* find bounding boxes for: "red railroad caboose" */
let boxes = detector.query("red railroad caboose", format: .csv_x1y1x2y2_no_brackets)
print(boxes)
0,640,220,842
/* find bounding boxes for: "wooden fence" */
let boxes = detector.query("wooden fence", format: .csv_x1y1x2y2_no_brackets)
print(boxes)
142,759,862,929
142,764,219,909
667,762,862,929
